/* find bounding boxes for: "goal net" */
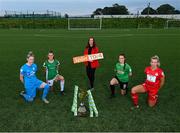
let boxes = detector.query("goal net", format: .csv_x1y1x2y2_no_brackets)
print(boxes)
68,18,102,30
137,23,153,29
166,20,180,29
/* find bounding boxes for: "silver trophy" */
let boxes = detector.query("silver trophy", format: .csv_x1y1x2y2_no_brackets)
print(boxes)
77,88,88,117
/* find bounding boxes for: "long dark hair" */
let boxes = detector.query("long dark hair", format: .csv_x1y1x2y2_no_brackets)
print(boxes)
119,53,126,70
48,50,55,59
86,37,96,48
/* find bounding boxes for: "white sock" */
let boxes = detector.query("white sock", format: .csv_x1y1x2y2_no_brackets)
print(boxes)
60,80,65,92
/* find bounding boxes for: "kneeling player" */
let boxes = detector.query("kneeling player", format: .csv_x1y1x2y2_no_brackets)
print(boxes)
43,50,65,95
131,55,165,109
20,51,50,104
109,54,132,98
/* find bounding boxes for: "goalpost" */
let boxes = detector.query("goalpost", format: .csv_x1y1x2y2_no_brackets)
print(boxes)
166,20,180,29
68,18,102,30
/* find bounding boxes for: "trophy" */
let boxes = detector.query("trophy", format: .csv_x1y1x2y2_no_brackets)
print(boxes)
72,53,103,117
77,88,88,117
71,85,98,117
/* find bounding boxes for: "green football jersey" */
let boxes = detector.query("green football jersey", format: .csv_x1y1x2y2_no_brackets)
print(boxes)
115,63,132,82
43,59,60,80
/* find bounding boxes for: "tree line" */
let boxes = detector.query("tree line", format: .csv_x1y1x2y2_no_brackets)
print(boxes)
93,3,180,15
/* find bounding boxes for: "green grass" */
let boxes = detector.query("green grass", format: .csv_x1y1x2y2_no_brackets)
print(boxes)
0,28,180,132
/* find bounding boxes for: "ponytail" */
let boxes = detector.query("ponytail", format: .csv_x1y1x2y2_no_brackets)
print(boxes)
27,51,34,59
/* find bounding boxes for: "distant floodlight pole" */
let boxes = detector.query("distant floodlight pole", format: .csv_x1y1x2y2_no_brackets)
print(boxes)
100,18,102,30
98,10,103,17
137,10,139,18
68,18,70,30
98,11,103,30
5,10,7,16
147,2,150,16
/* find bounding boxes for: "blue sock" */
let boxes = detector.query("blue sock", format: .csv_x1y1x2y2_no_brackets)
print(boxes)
42,84,50,99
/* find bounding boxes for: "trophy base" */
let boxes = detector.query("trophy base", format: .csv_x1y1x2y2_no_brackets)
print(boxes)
77,112,88,117
77,104,88,117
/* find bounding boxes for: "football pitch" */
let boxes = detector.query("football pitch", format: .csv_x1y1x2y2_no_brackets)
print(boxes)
0,28,180,131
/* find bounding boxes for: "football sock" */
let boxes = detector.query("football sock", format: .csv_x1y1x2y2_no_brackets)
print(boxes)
110,85,115,95
60,80,65,92
131,92,138,106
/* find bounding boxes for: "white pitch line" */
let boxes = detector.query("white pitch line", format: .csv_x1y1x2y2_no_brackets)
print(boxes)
33,33,180,38
33,34,134,38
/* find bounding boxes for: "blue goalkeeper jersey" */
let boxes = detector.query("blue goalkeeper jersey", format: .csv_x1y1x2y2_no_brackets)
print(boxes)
20,63,38,88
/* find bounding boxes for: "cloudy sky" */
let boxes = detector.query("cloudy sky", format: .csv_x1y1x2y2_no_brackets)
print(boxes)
0,0,180,16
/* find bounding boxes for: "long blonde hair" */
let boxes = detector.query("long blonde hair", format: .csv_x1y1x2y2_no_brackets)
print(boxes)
151,55,160,67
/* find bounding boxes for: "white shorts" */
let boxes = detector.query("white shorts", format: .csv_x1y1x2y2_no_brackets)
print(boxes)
47,79,55,87
47,74,63,87
47,74,59,87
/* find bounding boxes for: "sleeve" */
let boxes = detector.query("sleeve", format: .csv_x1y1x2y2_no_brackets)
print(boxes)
159,69,165,78
84,48,87,55
43,62,46,68
34,64,38,72
114,63,117,72
144,67,148,75
57,60,60,66
128,65,132,73
20,66,24,75
96,47,99,53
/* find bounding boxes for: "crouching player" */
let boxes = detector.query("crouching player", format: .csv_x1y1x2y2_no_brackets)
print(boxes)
20,51,50,104
131,55,165,109
109,54,132,98
43,51,65,95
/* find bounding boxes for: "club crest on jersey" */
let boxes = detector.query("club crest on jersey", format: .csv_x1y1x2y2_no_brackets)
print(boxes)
147,74,156,82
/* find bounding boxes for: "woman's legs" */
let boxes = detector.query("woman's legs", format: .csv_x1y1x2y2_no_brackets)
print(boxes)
109,78,119,97
120,82,128,96
21,87,35,102
55,75,65,94
39,82,50,104
147,89,159,107
131,85,146,106
86,67,96,89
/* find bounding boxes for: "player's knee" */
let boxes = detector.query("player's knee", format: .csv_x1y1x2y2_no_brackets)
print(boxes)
61,77,65,81
148,99,157,107
110,80,114,85
28,98,34,102
121,90,126,95
58,76,64,81
131,87,136,93
26,96,34,102
148,103,156,107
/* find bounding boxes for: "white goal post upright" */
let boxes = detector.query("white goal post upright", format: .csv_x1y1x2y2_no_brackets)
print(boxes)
68,18,102,30
166,19,180,29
